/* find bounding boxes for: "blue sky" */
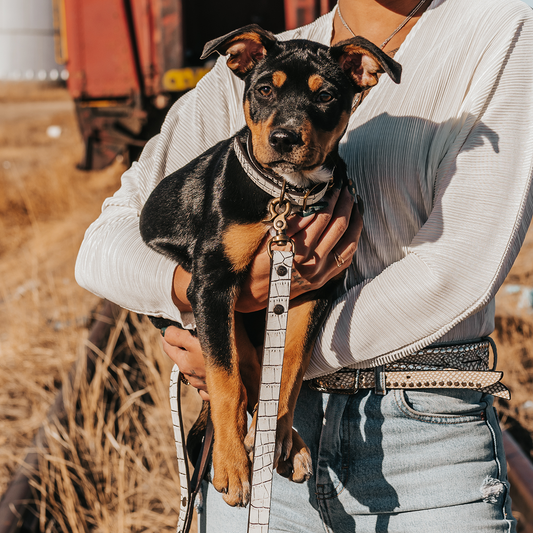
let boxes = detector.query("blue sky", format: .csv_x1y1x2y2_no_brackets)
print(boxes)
521,0,533,5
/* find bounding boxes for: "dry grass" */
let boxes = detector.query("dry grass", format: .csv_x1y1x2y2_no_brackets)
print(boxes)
0,81,71,103
0,80,200,531
0,81,122,504
494,313,533,457
492,227,533,460
31,309,200,533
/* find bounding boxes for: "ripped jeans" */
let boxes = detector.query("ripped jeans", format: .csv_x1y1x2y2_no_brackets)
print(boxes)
198,385,515,533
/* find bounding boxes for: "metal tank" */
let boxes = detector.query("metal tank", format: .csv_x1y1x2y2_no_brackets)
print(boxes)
0,0,66,81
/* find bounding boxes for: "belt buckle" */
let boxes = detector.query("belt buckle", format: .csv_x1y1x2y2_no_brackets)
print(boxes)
309,368,362,395
351,369,361,394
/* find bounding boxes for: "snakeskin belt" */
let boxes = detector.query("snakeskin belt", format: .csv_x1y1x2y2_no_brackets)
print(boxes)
309,338,510,399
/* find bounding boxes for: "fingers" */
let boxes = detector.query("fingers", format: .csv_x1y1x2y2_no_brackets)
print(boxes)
290,188,342,260
163,325,199,352
313,187,356,258
161,326,208,393
330,195,364,271
238,186,363,309
289,187,358,265
286,208,317,236
289,187,362,291
172,265,193,312
198,390,211,401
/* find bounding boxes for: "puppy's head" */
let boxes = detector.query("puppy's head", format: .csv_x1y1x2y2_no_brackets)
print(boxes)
202,25,401,188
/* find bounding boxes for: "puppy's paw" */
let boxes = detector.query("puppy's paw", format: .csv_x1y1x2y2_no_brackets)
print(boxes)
212,444,251,507
244,410,257,460
273,418,294,468
276,428,313,483
245,413,312,483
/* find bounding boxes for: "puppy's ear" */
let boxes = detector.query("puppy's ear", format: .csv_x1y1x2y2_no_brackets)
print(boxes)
201,25,277,79
330,37,402,91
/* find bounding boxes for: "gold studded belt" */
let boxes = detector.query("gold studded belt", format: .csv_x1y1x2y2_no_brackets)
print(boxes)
308,338,510,399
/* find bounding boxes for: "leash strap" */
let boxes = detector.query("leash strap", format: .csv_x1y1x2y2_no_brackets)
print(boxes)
170,366,190,532
248,249,294,533
170,366,214,533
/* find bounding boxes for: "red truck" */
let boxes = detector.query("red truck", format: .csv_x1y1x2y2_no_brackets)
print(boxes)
53,0,333,169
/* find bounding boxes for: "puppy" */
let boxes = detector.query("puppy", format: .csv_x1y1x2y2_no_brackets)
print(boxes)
140,25,401,507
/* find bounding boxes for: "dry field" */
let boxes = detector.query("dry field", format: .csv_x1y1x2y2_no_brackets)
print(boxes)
0,81,532,531
0,81,201,532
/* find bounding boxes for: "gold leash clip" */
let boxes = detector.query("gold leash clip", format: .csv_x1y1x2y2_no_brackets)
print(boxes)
266,181,295,258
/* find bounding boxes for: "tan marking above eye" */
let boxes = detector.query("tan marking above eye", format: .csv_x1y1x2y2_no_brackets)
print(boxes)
308,74,324,92
272,70,287,88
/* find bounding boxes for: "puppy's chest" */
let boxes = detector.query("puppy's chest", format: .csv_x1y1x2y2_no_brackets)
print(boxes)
175,141,273,270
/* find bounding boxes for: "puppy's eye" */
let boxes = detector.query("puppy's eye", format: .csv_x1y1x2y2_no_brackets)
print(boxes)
317,91,333,103
258,85,273,97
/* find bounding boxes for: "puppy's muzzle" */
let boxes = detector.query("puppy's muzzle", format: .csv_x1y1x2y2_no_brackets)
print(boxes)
269,129,302,154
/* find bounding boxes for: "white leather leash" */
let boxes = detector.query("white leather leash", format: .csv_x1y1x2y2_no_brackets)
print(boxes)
169,366,191,533
170,365,214,533
248,248,294,533
246,188,295,532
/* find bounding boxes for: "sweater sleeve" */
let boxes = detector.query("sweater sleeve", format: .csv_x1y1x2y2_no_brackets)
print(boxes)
306,8,533,378
75,58,245,325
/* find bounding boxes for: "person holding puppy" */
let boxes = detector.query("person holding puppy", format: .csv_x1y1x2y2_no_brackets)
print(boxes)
76,0,533,530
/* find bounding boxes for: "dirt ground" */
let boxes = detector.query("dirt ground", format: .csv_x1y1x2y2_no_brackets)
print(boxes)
0,81,532,530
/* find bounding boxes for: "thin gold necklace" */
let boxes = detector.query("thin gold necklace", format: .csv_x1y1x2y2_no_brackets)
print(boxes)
337,0,427,50
338,0,427,111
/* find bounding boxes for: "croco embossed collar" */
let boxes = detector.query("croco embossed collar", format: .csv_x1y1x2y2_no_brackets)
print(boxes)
233,134,332,209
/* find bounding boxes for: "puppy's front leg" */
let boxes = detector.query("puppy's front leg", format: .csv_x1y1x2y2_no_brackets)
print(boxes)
235,312,262,411
188,274,251,507
246,291,334,484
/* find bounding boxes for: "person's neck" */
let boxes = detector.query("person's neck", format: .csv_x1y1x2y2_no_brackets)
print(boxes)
332,0,431,49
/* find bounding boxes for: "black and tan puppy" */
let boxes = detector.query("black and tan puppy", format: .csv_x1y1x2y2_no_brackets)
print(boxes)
140,25,401,507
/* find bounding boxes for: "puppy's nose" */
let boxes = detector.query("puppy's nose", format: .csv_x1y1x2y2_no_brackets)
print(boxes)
269,129,301,154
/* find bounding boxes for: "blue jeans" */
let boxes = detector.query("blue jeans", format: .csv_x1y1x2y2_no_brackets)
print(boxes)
198,384,515,532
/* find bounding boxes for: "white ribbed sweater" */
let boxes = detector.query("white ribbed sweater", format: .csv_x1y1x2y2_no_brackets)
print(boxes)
75,0,533,379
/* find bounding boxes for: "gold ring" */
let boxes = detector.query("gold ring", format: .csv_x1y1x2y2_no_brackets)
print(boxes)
179,373,190,386
334,252,345,268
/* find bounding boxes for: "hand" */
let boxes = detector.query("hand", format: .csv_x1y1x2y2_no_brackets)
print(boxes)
161,326,210,401
171,265,193,313
161,323,262,405
237,186,363,312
